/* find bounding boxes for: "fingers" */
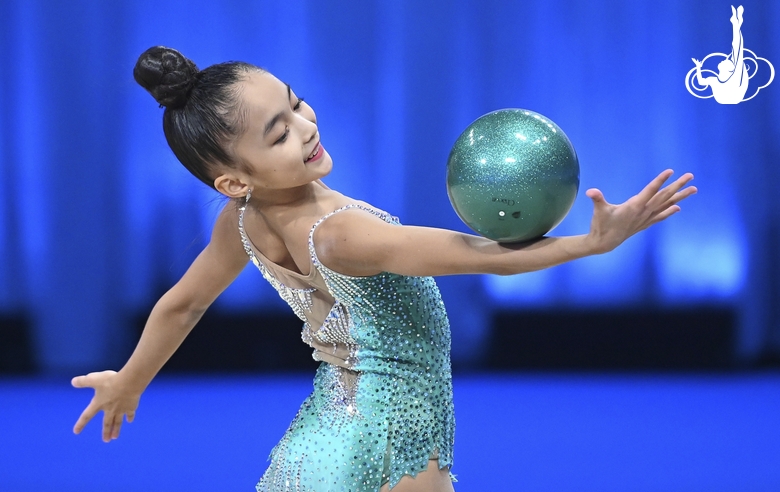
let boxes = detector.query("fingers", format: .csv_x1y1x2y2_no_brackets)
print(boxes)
71,375,90,388
73,402,99,434
71,370,133,442
586,188,606,205
101,412,126,443
589,171,693,212
646,173,695,210
111,414,123,440
75,406,133,441
101,411,112,442
636,169,675,204
71,370,112,388
643,204,682,230
655,185,698,213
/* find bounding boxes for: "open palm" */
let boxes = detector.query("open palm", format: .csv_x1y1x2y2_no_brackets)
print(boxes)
584,169,697,254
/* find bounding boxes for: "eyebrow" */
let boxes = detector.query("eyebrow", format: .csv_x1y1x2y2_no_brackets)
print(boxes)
263,83,292,137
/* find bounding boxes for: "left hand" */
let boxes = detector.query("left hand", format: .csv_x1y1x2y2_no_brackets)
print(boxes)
584,169,697,254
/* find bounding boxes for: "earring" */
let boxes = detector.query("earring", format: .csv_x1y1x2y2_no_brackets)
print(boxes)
245,189,252,204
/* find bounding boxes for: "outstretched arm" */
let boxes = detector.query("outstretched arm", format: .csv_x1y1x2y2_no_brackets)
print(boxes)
72,202,249,442
315,170,696,277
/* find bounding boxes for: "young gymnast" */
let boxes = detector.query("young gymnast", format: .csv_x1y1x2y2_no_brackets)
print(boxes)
71,46,697,492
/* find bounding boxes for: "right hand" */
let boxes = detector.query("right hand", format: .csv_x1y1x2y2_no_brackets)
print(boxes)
691,58,702,68
72,370,141,442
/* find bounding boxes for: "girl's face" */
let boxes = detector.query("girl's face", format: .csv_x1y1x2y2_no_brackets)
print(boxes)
227,71,332,196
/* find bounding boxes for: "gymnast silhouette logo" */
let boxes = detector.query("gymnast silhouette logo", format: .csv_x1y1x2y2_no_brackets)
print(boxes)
685,5,774,104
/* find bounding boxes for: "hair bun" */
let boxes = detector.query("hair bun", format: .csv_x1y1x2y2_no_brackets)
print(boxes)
133,46,199,108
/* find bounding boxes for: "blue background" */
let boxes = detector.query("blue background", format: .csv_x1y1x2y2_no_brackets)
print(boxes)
2,0,780,373
0,0,779,371
0,0,779,489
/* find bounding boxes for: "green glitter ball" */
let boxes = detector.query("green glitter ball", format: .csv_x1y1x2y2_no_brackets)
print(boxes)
446,109,580,243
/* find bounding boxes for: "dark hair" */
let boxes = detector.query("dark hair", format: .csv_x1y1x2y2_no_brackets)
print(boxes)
133,46,261,188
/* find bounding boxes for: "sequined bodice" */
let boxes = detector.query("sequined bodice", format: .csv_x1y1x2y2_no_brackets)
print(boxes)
239,201,455,491
238,202,398,358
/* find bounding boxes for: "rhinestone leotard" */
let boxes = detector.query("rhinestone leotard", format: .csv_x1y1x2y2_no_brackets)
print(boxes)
239,202,456,491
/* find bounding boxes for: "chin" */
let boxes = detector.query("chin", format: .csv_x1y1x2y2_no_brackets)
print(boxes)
317,153,334,177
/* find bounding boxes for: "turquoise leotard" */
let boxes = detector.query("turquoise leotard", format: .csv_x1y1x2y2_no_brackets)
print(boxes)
238,202,456,491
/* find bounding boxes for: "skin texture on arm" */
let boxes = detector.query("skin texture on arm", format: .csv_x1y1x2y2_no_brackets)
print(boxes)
71,202,249,442
315,170,696,278
314,215,592,277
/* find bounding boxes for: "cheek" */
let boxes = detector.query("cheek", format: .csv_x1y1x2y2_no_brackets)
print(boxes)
270,147,307,177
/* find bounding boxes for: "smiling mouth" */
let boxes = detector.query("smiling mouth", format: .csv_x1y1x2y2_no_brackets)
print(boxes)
304,142,322,163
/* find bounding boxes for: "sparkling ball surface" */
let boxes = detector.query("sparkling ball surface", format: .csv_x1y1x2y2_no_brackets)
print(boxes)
446,109,580,242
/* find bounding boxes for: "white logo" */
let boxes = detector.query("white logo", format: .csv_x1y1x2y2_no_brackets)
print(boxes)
685,5,774,104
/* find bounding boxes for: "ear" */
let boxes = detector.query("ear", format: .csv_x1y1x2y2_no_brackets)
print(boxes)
213,173,250,199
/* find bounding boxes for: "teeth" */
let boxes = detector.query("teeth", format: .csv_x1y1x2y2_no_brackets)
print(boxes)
307,143,319,161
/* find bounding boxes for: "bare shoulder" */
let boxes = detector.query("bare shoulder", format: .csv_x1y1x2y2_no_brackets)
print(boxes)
312,206,397,277
312,205,393,241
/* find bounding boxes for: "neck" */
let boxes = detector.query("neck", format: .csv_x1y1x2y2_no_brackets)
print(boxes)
248,180,323,213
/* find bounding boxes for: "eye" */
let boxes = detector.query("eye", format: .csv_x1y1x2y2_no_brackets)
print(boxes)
275,125,290,144
293,97,305,111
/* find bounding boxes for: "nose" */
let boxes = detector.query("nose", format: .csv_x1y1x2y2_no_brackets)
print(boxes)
296,113,317,144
